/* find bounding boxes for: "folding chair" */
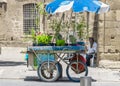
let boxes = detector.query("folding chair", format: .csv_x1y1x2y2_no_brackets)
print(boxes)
90,54,96,67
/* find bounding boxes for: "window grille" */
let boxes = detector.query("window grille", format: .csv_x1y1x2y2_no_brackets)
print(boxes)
23,3,40,35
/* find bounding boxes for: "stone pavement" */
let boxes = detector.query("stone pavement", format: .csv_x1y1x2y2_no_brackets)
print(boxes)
0,47,120,82
0,47,37,79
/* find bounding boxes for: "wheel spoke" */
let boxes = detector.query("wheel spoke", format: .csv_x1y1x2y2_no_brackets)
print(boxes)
66,61,88,82
37,61,60,82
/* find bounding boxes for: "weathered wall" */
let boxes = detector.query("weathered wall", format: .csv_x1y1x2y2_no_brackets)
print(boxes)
98,0,120,68
0,0,50,46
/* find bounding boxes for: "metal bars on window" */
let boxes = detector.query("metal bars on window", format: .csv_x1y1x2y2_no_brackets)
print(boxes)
23,3,40,35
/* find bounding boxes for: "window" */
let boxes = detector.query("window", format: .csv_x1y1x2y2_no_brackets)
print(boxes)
23,3,40,35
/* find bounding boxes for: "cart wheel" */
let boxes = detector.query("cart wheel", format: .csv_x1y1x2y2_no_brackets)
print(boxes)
37,61,60,82
66,61,88,82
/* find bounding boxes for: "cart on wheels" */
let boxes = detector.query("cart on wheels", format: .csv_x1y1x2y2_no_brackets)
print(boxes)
27,45,88,82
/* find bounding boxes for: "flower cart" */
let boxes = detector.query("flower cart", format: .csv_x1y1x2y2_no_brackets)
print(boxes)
27,45,88,82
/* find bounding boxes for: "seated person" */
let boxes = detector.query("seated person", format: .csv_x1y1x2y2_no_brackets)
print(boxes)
86,37,97,66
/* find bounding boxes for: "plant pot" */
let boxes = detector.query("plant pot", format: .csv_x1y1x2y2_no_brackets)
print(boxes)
77,42,85,46
49,43,56,46
38,43,47,46
70,44,77,46
32,43,37,46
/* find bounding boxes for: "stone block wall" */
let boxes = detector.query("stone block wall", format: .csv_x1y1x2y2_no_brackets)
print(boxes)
98,0,120,67
0,0,50,46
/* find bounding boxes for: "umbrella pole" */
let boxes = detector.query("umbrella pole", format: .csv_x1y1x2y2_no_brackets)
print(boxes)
86,12,89,39
74,13,77,39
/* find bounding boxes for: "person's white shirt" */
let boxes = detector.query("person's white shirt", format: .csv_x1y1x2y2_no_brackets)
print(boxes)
87,42,97,54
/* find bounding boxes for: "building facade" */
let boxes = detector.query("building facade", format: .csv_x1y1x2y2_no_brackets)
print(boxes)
0,0,48,46
0,0,120,67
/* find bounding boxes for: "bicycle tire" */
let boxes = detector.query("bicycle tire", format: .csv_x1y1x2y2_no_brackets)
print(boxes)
37,61,60,82
66,61,88,82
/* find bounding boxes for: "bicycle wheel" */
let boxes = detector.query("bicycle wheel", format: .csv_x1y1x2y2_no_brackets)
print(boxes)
37,61,60,82
66,61,88,82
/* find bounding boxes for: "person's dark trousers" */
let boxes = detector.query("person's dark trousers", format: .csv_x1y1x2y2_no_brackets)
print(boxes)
86,54,93,66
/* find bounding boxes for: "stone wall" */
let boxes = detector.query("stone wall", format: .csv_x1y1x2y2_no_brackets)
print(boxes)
98,0,120,68
0,0,50,47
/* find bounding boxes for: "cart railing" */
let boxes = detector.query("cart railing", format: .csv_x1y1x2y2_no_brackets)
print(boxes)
27,46,85,53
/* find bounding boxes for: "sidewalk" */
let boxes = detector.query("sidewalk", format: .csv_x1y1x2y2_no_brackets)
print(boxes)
0,47,120,82
0,47,37,80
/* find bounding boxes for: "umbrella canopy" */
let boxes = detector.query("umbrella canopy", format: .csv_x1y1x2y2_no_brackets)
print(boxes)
45,0,110,14
0,0,7,3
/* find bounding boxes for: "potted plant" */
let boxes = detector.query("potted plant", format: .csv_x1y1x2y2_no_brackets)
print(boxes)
54,32,65,46
31,29,52,46
69,35,77,46
49,18,66,46
56,39,65,46
36,33,52,46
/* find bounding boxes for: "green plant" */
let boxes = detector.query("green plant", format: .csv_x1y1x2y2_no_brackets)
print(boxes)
30,28,52,45
69,35,77,44
76,22,86,39
56,39,65,46
36,34,52,45
34,2,48,33
55,33,62,40
37,2,45,15
31,29,36,40
30,28,37,45
49,18,65,44
50,19,63,32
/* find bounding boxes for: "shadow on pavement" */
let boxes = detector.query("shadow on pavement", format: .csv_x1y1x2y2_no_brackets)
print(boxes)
0,61,26,66
24,76,40,81
24,76,72,82
24,76,96,83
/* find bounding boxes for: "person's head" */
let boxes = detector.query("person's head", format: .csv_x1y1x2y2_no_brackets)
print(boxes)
89,37,94,43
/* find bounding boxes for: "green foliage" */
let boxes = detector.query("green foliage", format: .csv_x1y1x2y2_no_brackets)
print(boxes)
55,33,62,40
35,2,47,33
36,34,52,45
50,19,62,32
35,17,40,27
69,35,77,44
37,2,46,15
49,19,65,45
31,28,36,42
76,22,86,39
56,39,65,46
30,29,52,45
